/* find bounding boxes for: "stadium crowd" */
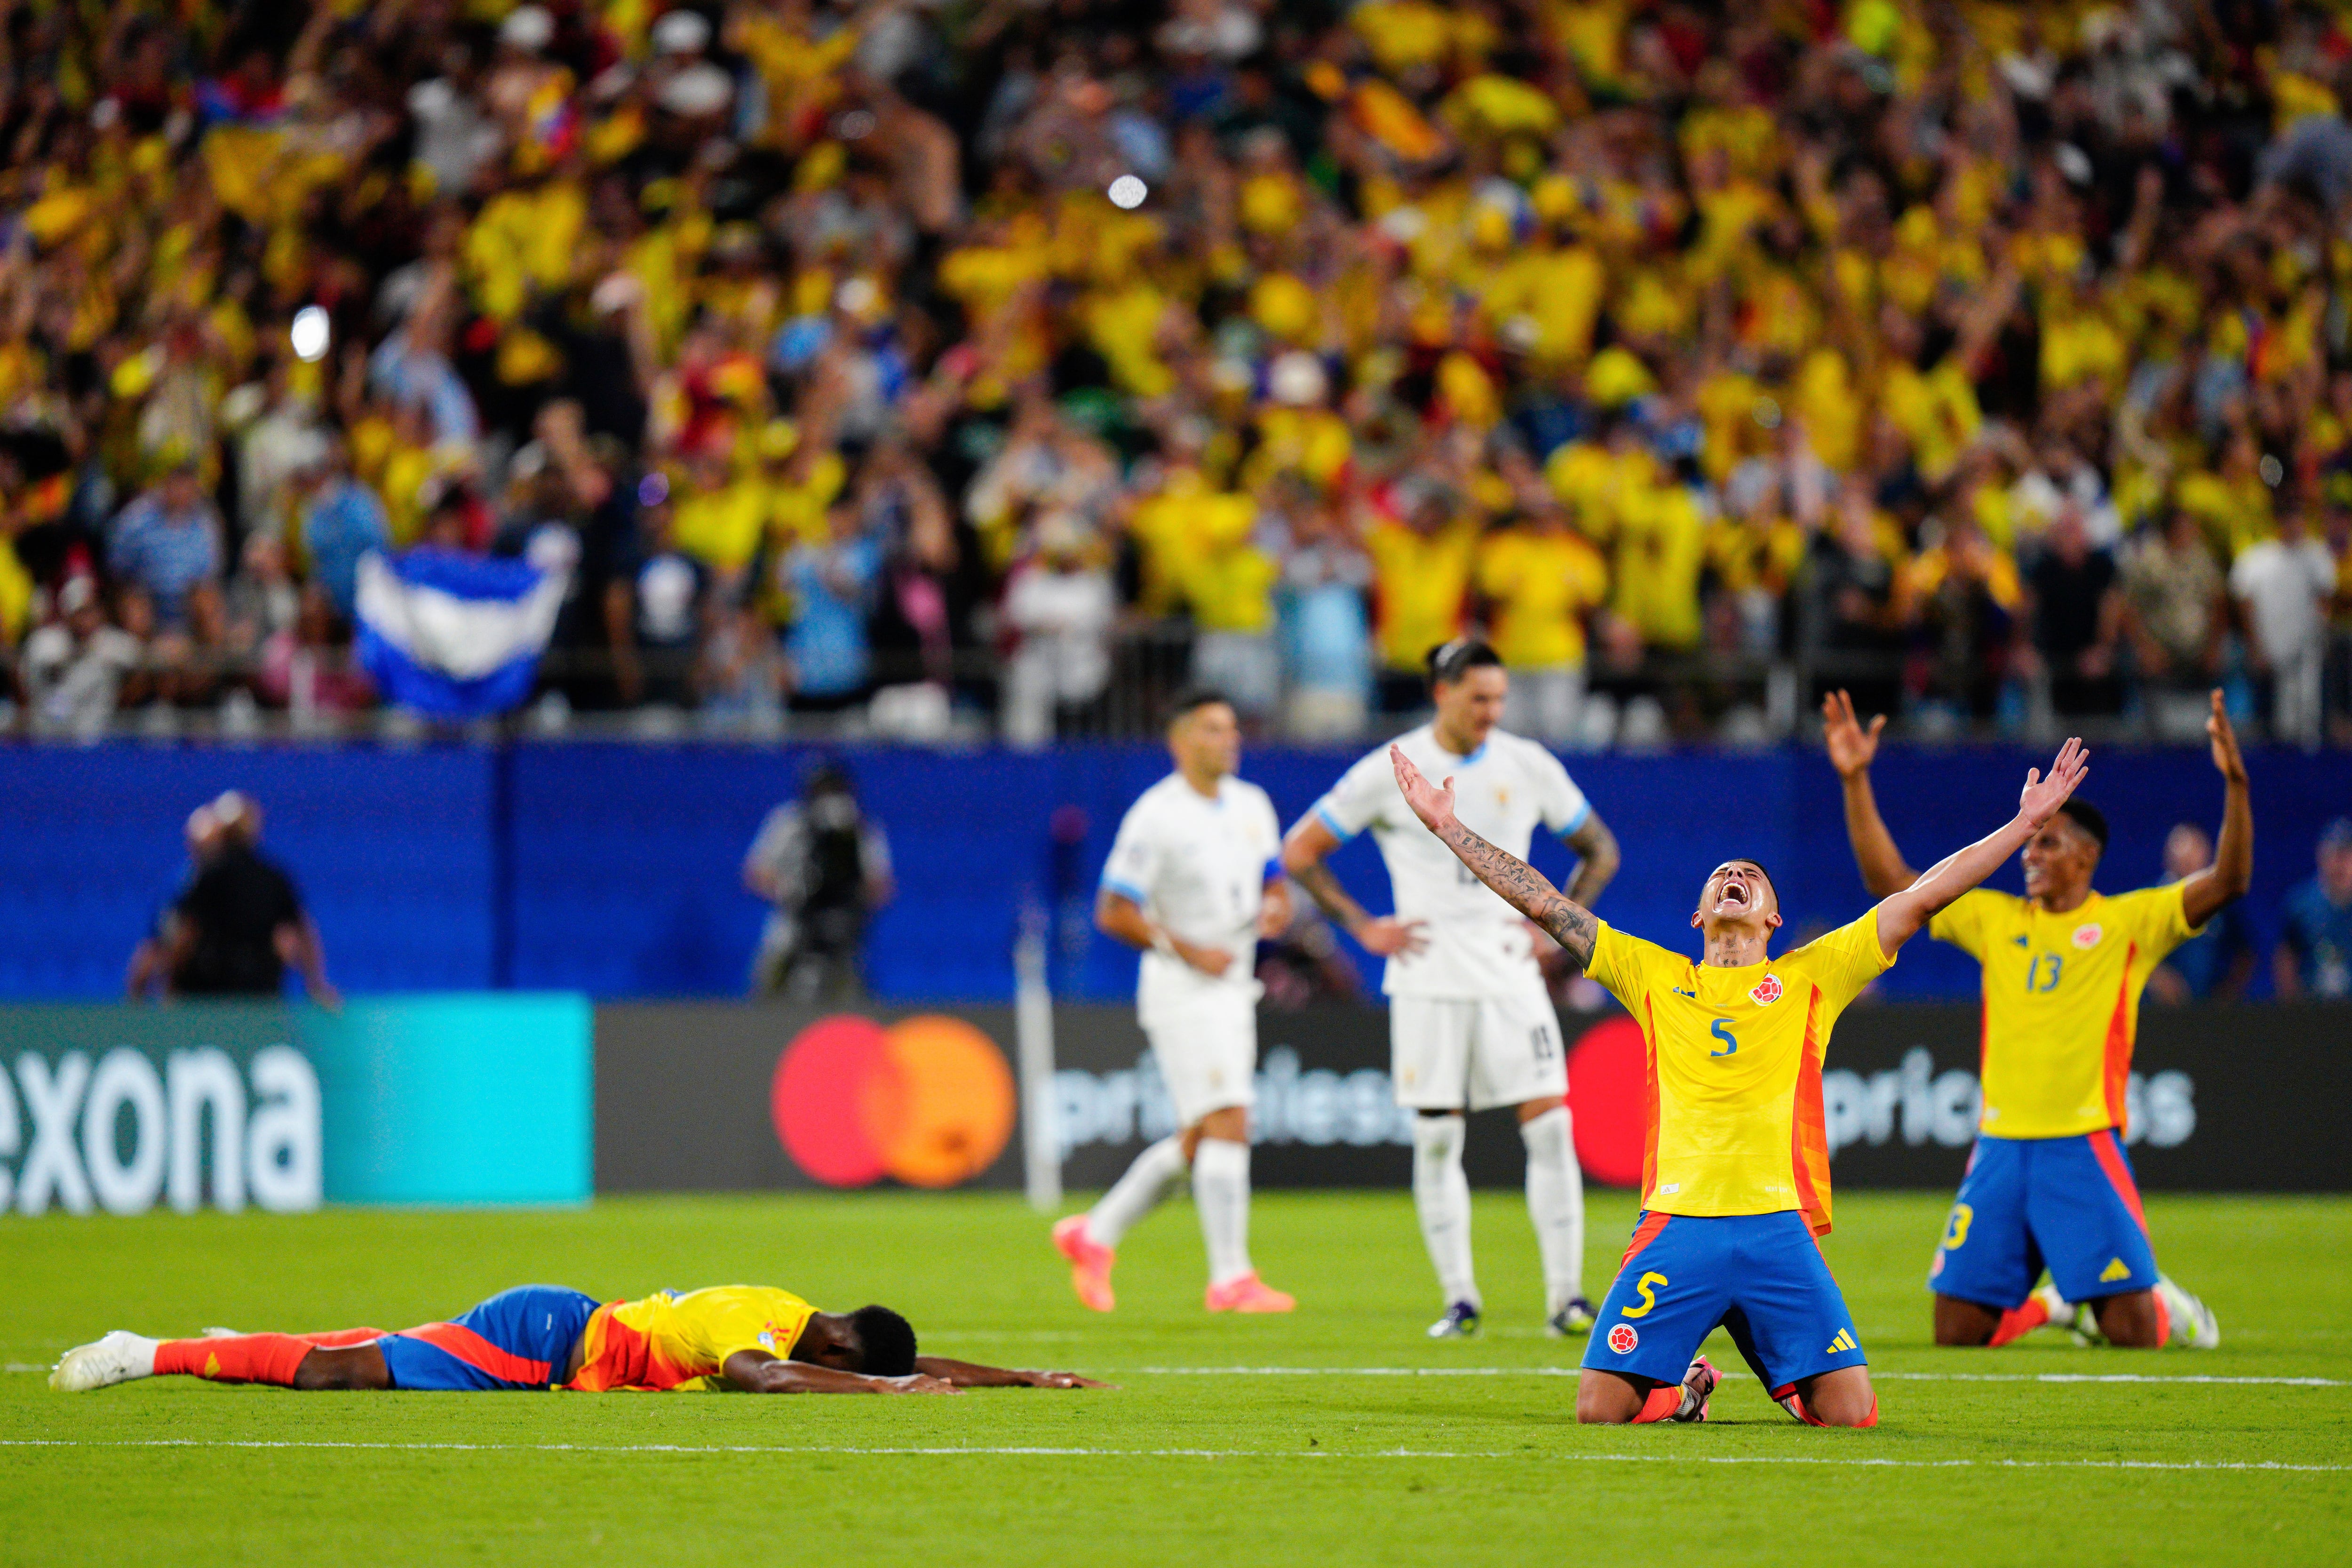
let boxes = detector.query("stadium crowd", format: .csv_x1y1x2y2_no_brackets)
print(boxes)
0,0,2350,746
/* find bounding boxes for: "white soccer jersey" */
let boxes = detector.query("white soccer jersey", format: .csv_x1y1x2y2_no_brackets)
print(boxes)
1310,724,1590,1000
1100,772,1284,1024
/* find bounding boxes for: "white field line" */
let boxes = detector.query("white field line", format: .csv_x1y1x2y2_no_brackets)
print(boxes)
1118,1366,2349,1387
7,1362,2342,1387
0,1439,2342,1474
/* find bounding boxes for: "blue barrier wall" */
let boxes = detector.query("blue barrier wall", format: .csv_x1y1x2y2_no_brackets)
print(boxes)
0,740,2342,1002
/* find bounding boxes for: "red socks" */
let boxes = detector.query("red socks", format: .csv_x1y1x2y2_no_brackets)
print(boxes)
297,1328,389,1348
1989,1297,2050,1347
154,1333,316,1386
1773,1387,1880,1428
1630,1384,1686,1423
2151,1291,2172,1348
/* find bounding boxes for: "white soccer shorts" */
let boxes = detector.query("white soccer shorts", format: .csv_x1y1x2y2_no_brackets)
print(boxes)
1390,992,1567,1112
1141,987,1259,1128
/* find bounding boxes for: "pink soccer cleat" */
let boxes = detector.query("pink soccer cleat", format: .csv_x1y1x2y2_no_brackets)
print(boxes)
1670,1355,1718,1423
1204,1273,1296,1313
1053,1216,1117,1312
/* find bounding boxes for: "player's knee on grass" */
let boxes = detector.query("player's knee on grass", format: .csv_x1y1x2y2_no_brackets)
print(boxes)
1797,1367,1876,1427
1574,1369,1647,1425
292,1344,391,1391
1933,1294,2001,1347
2094,1289,2163,1348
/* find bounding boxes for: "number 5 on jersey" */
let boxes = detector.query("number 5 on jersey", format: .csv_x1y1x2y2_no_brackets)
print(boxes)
1709,1019,1738,1058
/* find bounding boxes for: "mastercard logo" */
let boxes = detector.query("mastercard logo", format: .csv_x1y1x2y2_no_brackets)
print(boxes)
770,1014,1017,1189
1565,1016,1647,1189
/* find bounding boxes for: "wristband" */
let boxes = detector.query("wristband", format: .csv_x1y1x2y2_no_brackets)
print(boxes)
1150,929,1177,958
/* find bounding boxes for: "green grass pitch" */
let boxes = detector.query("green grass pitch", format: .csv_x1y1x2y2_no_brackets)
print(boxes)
4,1189,2346,1566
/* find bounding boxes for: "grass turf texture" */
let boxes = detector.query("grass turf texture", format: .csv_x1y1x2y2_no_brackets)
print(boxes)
4,1190,2347,1567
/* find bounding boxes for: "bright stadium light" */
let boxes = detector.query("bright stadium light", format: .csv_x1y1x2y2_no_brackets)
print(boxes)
290,306,331,363
1107,175,1147,210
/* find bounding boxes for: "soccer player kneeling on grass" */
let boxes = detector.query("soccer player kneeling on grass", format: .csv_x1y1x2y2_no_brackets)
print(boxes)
1822,689,2244,1352
1386,735,2090,1425
51,1284,1108,1395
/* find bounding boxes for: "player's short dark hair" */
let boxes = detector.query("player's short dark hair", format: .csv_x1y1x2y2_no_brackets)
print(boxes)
1426,638,1502,689
1165,686,1232,726
2057,800,2108,854
849,1305,917,1377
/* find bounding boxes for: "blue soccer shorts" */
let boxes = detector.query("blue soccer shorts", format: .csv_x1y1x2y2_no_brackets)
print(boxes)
1581,1210,1867,1393
1927,1130,2160,1310
377,1285,601,1391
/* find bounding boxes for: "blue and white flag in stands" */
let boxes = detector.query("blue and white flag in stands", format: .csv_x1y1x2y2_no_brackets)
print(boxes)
354,548,568,719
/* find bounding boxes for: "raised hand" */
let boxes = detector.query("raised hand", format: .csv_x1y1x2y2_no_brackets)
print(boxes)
1390,745,1457,834
2017,737,2090,829
1821,690,1885,778
2205,688,2248,783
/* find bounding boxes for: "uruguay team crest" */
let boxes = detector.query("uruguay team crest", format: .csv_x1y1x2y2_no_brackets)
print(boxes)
2072,923,2103,950
1607,1324,1639,1354
1748,974,1783,1006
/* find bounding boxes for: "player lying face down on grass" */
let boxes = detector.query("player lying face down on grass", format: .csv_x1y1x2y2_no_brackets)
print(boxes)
1387,737,2089,1427
51,1284,1111,1395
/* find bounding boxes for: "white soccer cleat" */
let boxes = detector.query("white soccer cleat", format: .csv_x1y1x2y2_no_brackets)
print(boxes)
2156,1277,2220,1349
49,1331,159,1393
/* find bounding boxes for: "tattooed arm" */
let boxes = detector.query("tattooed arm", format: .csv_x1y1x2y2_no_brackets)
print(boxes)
1388,747,1598,968
1281,815,1430,958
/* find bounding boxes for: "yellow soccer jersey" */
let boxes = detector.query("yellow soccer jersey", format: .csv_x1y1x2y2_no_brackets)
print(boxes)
1586,911,1895,1234
566,1286,818,1392
1930,884,2202,1139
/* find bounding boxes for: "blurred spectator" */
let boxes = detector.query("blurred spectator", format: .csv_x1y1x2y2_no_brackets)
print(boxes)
108,459,224,694
1479,503,1606,744
610,485,709,709
2149,822,2256,1004
2276,818,2352,1000
161,791,337,1006
2026,508,2124,719
743,761,895,1000
2122,508,2226,741
20,576,143,739
1363,477,1474,715
2231,510,2336,749
1277,489,1372,740
297,441,391,622
1001,512,1115,747
783,499,882,711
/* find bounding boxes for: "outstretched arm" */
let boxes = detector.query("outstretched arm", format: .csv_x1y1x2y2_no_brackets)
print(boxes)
720,1348,959,1394
1873,738,2091,955
1823,691,1919,897
914,1355,1111,1389
2179,690,2252,930
1389,748,1597,968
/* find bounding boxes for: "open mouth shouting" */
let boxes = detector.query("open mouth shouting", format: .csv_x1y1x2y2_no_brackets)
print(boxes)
1708,864,1766,918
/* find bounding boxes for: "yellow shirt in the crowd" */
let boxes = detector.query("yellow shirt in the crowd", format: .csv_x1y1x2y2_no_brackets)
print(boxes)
1477,527,1606,669
1610,484,1707,650
1586,910,1896,1235
1364,516,1477,670
672,479,770,573
566,1287,818,1393
1928,884,2201,1140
